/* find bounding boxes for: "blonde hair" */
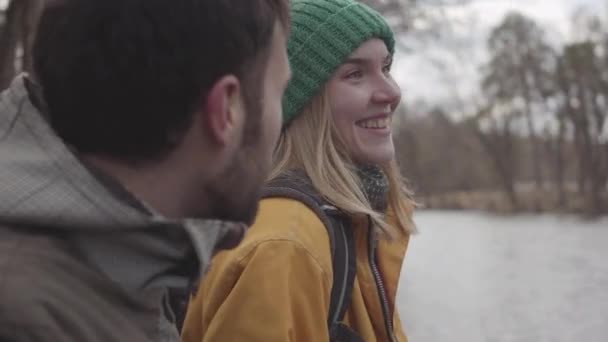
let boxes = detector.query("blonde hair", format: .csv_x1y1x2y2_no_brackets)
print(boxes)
270,88,417,238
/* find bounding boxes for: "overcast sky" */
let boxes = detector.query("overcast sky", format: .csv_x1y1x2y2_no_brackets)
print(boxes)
2,0,606,109
392,0,607,108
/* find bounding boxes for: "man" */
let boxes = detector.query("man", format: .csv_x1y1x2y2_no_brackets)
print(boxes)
0,0,290,341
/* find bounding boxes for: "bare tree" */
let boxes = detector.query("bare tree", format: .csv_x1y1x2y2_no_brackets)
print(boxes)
482,12,556,194
0,0,21,88
361,0,472,44
543,110,568,209
0,0,43,89
556,40,608,215
468,105,521,210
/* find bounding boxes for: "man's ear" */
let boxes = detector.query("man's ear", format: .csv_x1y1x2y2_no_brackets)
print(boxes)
201,75,243,145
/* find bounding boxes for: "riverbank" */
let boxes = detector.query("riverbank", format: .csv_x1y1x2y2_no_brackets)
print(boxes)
417,188,608,216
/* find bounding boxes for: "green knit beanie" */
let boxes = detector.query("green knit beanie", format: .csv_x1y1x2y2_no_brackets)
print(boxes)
282,0,395,125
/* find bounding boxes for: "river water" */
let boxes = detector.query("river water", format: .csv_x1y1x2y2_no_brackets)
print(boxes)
397,210,608,342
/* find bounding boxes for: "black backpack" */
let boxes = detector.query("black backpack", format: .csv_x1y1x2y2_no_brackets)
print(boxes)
263,172,363,342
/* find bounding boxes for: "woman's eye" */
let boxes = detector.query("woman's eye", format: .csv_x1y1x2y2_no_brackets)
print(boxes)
382,63,392,74
346,70,363,80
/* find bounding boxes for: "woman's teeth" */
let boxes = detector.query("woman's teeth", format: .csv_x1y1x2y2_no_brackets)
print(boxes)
357,117,390,129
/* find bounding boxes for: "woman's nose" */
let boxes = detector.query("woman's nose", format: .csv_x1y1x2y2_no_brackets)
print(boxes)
372,76,401,107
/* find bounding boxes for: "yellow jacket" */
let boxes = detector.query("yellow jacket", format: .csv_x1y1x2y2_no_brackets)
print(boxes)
182,196,410,342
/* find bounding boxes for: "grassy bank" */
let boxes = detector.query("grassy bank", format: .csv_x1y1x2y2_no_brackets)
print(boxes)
417,188,608,216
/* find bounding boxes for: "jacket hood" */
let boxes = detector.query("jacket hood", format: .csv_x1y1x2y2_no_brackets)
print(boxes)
0,75,243,290
0,75,158,230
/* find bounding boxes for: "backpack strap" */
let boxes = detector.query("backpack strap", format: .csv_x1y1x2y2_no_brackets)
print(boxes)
324,211,363,342
263,172,362,342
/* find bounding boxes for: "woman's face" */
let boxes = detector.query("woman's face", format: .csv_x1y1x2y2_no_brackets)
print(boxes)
327,38,401,165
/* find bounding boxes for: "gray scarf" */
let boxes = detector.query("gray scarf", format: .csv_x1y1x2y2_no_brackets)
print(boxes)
356,164,389,213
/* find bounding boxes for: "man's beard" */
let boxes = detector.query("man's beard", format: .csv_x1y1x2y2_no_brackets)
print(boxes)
203,150,265,226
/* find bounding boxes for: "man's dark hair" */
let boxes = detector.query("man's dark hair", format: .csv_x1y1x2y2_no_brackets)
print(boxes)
33,0,289,161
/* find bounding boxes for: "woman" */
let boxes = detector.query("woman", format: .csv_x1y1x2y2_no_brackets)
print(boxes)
181,0,416,341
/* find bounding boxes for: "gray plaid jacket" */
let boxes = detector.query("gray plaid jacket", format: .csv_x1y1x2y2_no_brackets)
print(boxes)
0,75,244,341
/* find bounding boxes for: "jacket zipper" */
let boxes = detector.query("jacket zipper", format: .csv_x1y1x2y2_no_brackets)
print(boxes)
367,219,397,342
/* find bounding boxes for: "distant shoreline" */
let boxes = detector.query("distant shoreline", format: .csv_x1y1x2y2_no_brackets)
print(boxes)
415,188,608,217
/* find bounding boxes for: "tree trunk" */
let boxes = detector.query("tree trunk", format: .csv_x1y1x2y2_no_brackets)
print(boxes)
0,0,22,89
588,166,605,216
576,83,599,215
545,118,566,210
555,117,567,209
396,128,424,195
586,83,607,215
0,0,44,88
20,0,44,75
473,116,520,211
520,70,543,192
